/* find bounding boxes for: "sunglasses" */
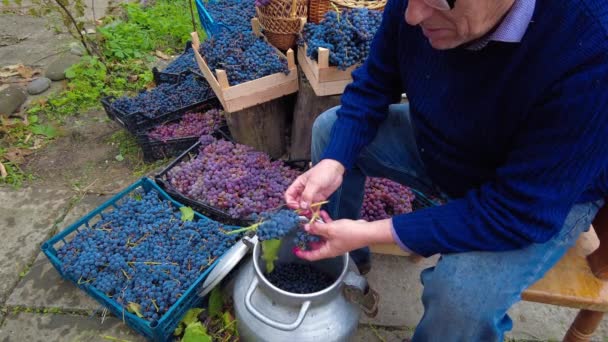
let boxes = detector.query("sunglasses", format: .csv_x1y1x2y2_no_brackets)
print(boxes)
424,0,456,11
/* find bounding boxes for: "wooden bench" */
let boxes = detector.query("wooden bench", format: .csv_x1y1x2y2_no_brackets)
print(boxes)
371,204,608,341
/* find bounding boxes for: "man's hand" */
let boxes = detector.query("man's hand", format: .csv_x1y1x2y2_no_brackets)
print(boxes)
285,159,346,211
294,211,395,261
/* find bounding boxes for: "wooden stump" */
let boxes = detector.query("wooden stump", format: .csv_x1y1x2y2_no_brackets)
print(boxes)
290,65,341,160
224,96,290,159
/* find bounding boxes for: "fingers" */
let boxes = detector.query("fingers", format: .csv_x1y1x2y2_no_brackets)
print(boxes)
284,174,307,209
319,210,333,223
305,221,330,238
294,243,335,261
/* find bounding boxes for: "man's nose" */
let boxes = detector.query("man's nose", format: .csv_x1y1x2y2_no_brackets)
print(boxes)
405,0,435,26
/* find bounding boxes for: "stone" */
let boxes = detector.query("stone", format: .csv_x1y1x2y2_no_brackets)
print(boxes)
0,312,146,342
0,85,27,115
45,54,81,81
26,77,51,95
69,42,85,57
0,187,72,303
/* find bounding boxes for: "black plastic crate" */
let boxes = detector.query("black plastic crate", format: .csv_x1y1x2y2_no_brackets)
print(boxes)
101,75,219,132
152,42,197,84
134,104,224,163
155,129,307,227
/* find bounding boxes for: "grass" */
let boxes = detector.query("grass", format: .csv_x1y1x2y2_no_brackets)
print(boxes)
0,0,204,188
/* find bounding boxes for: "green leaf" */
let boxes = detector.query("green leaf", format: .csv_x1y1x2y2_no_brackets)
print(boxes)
115,154,124,162
127,302,143,318
182,322,211,342
208,287,223,318
28,115,38,124
261,239,282,273
182,308,204,326
222,311,237,335
30,124,58,138
180,206,194,222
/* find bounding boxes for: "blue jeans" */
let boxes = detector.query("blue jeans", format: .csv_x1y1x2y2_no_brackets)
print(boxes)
311,104,604,341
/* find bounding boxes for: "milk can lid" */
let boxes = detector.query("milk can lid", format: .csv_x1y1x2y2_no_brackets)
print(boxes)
198,235,257,297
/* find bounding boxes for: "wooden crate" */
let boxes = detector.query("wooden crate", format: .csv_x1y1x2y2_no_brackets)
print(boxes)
370,243,411,257
191,19,298,113
297,44,358,96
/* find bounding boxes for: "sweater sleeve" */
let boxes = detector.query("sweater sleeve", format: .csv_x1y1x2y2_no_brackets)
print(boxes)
320,0,404,170
392,51,608,257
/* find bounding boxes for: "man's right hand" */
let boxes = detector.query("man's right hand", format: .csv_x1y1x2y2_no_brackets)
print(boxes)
285,159,346,211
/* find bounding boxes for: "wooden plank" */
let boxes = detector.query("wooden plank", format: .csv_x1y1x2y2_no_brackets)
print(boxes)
216,70,230,89
318,47,329,68
318,62,358,82
191,32,227,108
522,228,608,312
290,65,341,160
224,76,299,112
299,45,321,81
222,69,297,101
370,243,412,257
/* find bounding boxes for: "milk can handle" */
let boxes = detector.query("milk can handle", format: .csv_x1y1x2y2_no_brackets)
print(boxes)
245,277,311,331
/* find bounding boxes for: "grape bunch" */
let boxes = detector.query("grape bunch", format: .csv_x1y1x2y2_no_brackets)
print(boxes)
360,177,415,221
162,48,197,74
294,229,321,251
165,136,301,220
301,9,383,70
200,30,289,86
265,263,334,293
147,109,224,142
254,209,301,241
254,0,272,7
56,190,241,321
112,73,214,117
206,0,256,32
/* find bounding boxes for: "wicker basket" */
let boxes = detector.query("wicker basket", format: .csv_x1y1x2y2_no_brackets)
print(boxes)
308,0,332,23
309,0,386,24
256,0,307,50
330,0,386,10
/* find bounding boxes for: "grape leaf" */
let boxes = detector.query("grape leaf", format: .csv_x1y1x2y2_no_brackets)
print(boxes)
208,287,223,318
174,308,204,336
126,302,143,318
182,322,212,342
261,239,282,273
180,206,194,222
222,311,237,335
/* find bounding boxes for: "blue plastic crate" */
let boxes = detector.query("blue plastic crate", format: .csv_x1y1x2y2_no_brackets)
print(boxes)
195,0,219,36
41,177,239,341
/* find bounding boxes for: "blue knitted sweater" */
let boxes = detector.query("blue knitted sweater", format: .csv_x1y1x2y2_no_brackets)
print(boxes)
321,0,608,257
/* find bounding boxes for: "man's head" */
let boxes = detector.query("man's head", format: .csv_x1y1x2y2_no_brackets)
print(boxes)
404,0,515,49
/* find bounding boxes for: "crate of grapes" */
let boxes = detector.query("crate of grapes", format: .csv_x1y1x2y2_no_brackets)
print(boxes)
100,72,219,132
41,177,242,341
134,105,225,162
191,18,299,113
152,41,198,84
298,44,357,96
154,131,307,227
297,8,383,96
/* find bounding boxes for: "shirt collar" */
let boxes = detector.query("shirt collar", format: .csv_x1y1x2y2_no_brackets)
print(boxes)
466,0,536,51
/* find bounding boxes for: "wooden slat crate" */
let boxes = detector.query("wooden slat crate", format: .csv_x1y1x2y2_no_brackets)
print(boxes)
191,19,299,113
297,44,358,96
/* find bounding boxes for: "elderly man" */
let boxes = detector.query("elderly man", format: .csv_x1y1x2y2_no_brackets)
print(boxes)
285,0,608,340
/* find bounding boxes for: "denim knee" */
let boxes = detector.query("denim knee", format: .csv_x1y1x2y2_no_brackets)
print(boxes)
311,106,340,163
418,266,512,337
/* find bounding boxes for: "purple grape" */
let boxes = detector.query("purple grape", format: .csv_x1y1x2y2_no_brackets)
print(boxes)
147,109,224,142
360,177,416,221
165,138,301,220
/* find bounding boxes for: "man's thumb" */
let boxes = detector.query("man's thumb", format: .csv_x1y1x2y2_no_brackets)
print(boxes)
300,183,318,210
